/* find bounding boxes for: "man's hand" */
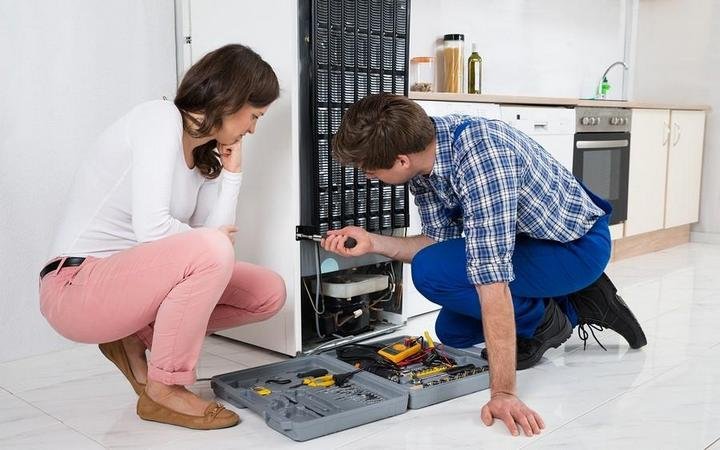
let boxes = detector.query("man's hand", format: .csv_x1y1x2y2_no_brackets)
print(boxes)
217,139,243,173
321,226,374,257
481,392,544,436
218,225,238,244
477,283,545,436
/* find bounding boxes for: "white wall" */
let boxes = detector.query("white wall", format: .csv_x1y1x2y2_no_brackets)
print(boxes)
410,0,629,99
631,0,720,236
0,0,177,362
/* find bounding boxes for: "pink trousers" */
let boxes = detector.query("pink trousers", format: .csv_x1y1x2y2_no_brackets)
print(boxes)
39,228,286,385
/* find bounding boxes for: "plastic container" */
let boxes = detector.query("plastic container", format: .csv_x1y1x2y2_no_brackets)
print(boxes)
410,56,434,92
443,34,465,93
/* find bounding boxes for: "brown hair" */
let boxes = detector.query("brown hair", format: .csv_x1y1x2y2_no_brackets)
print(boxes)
175,44,279,179
332,94,434,170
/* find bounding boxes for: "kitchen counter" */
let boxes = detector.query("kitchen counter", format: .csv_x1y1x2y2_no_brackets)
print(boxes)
409,92,711,111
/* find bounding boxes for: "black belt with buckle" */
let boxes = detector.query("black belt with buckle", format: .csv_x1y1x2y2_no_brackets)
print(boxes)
40,257,86,279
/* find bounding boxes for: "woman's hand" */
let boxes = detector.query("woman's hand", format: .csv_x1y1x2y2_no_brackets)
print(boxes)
217,139,243,173
321,226,374,257
218,225,238,244
481,392,544,437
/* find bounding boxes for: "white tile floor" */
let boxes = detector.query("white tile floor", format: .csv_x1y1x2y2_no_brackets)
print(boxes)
2,242,720,449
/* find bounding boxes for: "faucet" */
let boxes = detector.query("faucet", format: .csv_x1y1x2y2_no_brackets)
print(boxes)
596,61,629,99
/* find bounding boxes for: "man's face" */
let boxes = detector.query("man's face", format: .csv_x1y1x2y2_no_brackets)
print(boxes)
362,156,413,185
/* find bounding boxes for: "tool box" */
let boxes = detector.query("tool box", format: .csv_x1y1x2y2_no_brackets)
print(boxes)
211,355,407,442
211,336,490,441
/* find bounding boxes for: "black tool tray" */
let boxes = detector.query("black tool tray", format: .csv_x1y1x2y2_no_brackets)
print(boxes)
211,354,408,442
324,335,490,409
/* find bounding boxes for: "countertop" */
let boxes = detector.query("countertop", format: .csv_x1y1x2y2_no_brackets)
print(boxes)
409,92,711,111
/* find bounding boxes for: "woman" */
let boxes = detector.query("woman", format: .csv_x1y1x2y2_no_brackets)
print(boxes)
39,44,286,430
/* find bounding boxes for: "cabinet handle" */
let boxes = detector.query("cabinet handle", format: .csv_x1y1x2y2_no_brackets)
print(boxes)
662,122,670,146
672,122,681,146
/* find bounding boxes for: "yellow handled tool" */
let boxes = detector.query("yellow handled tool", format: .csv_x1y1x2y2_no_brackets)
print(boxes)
290,370,361,389
251,385,272,396
290,374,336,388
423,331,435,348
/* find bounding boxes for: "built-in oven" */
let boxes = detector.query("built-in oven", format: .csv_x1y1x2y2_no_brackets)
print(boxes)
573,107,631,225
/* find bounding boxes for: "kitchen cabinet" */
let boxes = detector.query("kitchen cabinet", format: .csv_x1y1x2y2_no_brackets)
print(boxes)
625,108,705,236
664,110,706,228
624,109,670,236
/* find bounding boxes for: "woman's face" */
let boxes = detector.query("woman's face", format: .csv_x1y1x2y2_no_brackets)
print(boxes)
214,104,270,146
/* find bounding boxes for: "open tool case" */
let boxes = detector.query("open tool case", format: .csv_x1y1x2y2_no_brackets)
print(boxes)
211,355,407,441
211,335,489,441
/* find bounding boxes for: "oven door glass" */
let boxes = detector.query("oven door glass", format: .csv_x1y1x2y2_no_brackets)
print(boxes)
573,132,630,224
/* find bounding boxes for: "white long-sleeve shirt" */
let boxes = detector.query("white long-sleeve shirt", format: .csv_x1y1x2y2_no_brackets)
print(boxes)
49,100,242,259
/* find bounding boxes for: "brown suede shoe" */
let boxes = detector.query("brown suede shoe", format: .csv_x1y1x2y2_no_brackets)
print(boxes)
136,391,240,430
98,340,146,396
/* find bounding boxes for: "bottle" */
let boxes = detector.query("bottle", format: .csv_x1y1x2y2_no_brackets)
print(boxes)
600,77,611,99
467,43,482,94
443,34,464,93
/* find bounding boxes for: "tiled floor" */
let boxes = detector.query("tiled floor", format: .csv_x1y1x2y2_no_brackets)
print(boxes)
2,242,719,449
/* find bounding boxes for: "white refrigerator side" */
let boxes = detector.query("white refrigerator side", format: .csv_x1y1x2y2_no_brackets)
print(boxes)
178,0,302,355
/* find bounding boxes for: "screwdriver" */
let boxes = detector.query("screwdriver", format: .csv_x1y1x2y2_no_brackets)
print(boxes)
296,232,357,249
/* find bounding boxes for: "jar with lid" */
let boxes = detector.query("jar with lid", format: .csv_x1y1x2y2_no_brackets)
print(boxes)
410,57,434,92
443,34,465,93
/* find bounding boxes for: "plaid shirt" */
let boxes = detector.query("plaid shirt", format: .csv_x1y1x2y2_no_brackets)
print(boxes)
409,114,606,285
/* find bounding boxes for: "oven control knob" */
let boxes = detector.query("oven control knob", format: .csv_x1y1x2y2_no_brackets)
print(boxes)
590,117,598,126
596,116,602,125
581,117,591,126
620,117,627,125
610,117,619,125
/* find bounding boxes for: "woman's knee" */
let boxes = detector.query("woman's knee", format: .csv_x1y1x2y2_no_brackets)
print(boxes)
190,228,235,270
237,267,286,315
262,270,286,315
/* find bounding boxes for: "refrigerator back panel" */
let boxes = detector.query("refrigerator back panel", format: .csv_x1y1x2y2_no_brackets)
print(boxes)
309,0,410,235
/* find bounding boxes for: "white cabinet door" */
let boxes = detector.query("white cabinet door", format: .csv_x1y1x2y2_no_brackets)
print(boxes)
665,110,706,227
625,109,670,236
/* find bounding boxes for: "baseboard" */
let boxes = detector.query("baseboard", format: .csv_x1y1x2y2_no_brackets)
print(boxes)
690,231,720,245
612,225,691,261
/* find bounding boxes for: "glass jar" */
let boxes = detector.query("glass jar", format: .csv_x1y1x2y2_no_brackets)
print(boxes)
410,56,434,92
443,34,464,93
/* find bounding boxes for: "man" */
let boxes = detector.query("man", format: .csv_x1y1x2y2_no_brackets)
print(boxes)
321,93,647,437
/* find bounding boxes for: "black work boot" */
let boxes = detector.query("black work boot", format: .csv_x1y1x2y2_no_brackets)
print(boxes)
481,299,572,370
569,272,647,349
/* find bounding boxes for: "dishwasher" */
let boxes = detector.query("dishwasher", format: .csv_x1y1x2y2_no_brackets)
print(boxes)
500,106,576,171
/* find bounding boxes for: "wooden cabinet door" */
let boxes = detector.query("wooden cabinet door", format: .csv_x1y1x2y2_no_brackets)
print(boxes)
665,110,706,228
625,109,670,236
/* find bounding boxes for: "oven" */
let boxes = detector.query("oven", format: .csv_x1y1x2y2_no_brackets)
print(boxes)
573,107,631,225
